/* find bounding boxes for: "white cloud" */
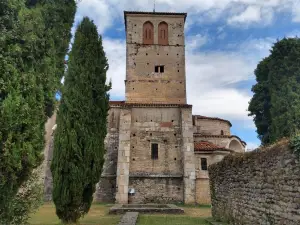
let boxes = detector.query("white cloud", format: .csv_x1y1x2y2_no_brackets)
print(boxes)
76,0,300,32
186,34,208,51
76,0,114,34
228,6,262,24
292,1,300,22
102,38,126,97
185,47,254,122
246,142,260,151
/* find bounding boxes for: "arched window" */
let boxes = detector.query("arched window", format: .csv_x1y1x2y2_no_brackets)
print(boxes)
143,21,154,45
158,22,168,45
221,130,224,135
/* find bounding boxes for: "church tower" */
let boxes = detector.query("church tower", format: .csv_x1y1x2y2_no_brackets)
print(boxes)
124,11,187,104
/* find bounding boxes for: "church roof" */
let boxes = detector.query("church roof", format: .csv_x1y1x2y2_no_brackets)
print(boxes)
124,11,187,18
194,141,229,152
193,133,247,146
193,115,232,127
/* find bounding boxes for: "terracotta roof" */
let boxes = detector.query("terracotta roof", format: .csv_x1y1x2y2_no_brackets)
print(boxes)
109,101,125,105
193,115,232,127
194,141,228,152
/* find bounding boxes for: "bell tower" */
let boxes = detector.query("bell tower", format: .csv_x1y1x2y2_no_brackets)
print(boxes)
124,11,187,104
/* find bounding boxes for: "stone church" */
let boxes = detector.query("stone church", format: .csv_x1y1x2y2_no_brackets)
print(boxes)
44,11,246,205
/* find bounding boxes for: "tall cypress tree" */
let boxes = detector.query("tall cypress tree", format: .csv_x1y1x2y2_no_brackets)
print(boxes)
0,0,75,220
51,17,111,224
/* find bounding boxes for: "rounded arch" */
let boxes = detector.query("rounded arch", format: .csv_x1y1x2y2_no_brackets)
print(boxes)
158,21,168,45
143,21,154,45
228,139,243,152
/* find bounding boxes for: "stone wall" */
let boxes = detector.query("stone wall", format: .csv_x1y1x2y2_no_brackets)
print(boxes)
129,107,183,175
209,139,300,225
43,113,56,201
95,107,120,202
193,118,231,136
128,177,183,204
194,152,229,204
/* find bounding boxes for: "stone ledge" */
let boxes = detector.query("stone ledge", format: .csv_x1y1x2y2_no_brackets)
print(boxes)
118,212,139,225
129,173,183,178
101,174,117,178
110,204,184,215
109,101,192,108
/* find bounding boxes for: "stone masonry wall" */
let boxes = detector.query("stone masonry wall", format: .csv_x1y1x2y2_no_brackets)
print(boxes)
209,139,300,225
194,152,228,204
43,113,56,201
123,106,186,204
194,119,231,136
129,107,183,175
128,177,183,204
95,107,120,202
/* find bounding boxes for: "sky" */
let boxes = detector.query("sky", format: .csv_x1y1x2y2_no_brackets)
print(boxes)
72,0,300,150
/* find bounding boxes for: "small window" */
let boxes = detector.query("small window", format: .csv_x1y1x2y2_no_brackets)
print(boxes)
221,130,224,135
155,65,165,73
201,158,208,170
151,143,158,160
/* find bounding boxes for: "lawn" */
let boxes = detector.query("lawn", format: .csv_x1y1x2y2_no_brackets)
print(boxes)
29,203,211,225
29,203,121,225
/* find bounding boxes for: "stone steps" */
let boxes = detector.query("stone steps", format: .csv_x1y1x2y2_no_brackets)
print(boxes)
118,212,139,225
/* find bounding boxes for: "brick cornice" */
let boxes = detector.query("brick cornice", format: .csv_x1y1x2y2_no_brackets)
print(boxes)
193,133,246,146
109,101,192,108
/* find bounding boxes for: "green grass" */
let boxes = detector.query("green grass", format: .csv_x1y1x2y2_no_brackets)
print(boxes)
29,203,212,225
137,215,209,225
29,203,120,225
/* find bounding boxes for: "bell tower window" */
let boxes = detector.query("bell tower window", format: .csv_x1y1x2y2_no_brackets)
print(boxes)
155,65,165,73
143,21,154,45
158,22,168,45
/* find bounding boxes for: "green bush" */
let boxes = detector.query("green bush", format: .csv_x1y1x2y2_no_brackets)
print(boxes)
290,133,300,157
0,168,44,225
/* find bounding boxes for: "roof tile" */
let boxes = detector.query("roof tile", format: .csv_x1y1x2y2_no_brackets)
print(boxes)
194,141,226,151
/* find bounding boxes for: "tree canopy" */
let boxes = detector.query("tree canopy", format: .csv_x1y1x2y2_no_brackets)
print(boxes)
249,38,300,144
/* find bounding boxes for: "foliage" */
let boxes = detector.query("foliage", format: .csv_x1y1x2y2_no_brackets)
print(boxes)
248,38,300,144
51,17,111,224
290,132,300,157
0,168,44,225
0,0,75,221
248,57,271,145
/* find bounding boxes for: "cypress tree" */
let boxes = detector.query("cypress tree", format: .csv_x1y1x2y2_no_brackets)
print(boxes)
51,17,111,224
0,0,75,220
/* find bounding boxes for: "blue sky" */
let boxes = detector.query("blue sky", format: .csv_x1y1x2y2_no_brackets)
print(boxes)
73,0,300,150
